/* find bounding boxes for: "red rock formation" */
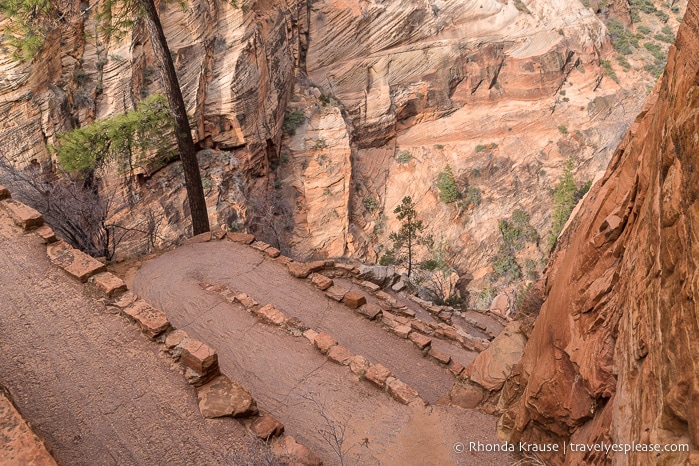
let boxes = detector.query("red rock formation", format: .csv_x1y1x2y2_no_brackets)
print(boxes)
499,2,699,464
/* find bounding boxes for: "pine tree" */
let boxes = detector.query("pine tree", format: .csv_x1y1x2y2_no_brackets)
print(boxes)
381,196,427,277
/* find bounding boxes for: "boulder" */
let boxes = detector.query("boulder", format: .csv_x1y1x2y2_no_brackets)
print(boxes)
365,364,392,388
358,265,398,286
250,413,285,440
264,246,281,258
489,293,510,316
197,375,258,419
342,291,367,309
0,199,43,230
181,339,219,376
271,435,322,466
470,321,526,391
450,380,485,409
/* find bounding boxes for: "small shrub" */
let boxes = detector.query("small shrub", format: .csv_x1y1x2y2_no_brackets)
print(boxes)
558,125,568,134
364,197,378,213
600,59,618,82
616,55,631,70
636,25,652,36
475,144,487,153
396,150,412,164
437,164,460,203
313,138,327,149
282,110,306,135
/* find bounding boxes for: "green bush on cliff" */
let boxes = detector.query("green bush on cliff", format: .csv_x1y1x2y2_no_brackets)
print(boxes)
437,164,459,203
547,157,578,250
53,94,175,175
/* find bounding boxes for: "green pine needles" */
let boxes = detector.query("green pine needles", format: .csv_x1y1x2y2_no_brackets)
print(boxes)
53,94,175,175
0,0,53,61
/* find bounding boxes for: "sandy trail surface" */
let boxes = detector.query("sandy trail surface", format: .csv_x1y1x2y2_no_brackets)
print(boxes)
0,212,251,465
134,240,511,465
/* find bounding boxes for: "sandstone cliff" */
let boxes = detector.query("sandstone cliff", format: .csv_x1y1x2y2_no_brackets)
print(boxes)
498,1,699,463
0,0,667,292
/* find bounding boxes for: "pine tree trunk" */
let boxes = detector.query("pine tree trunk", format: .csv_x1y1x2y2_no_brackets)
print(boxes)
139,0,210,235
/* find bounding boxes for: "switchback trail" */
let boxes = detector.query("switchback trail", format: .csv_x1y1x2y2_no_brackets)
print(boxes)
134,240,510,465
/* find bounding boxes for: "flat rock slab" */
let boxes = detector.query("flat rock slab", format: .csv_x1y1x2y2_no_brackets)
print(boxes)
313,332,337,354
250,241,270,252
165,329,189,351
124,301,171,339
392,324,411,339
90,272,126,297
234,293,258,309
181,339,219,376
226,232,255,244
358,303,382,320
255,304,288,326
429,347,452,365
409,332,432,350
360,280,381,292
327,345,353,365
325,285,348,302
342,291,367,309
0,392,57,466
365,363,392,388
197,375,258,419
271,435,322,466
62,249,107,283
348,355,370,376
250,412,284,440
0,185,10,200
310,273,333,291
387,378,420,405
1,199,43,230
287,260,325,278
34,225,56,243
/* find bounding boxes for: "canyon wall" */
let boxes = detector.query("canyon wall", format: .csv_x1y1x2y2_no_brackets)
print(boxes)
498,1,699,463
0,0,658,291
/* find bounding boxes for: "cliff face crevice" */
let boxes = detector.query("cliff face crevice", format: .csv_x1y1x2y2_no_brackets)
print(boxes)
499,1,699,463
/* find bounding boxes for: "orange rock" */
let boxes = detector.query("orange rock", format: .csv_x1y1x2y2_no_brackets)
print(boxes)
1,199,43,230
181,339,219,376
342,291,367,309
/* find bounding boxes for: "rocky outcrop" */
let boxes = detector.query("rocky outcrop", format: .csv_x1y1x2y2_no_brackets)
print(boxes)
498,2,699,464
